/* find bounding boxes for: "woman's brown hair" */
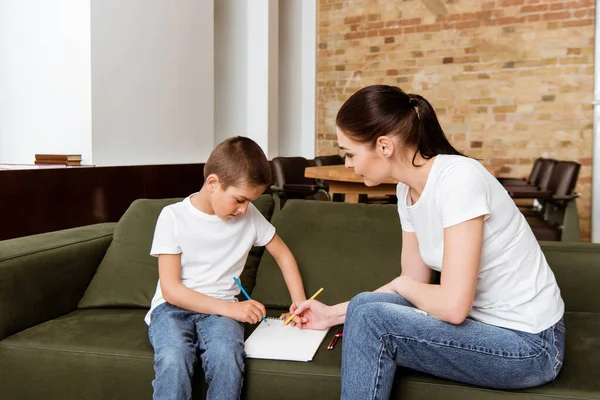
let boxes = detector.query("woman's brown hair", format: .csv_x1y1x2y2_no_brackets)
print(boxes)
336,85,462,166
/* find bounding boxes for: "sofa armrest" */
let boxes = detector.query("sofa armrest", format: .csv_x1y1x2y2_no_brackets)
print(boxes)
540,241,600,313
507,189,553,199
0,223,116,340
551,193,580,201
498,178,528,185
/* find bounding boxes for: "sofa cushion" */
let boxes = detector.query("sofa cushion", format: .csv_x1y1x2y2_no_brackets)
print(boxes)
0,309,157,400
244,310,600,400
2,309,597,400
251,200,403,308
78,195,275,309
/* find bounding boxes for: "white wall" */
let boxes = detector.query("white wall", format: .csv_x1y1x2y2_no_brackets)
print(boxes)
0,0,92,165
214,0,248,145
279,0,316,158
90,0,214,165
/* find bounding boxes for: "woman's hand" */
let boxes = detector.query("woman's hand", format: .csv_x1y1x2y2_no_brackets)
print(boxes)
375,276,406,294
288,299,331,330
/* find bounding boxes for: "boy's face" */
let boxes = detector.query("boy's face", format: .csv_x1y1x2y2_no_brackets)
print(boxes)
210,180,266,221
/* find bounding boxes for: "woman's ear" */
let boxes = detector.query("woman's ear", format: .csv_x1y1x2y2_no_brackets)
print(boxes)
377,136,396,158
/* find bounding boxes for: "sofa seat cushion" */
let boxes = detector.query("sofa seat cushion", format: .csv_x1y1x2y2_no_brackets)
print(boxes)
2,309,597,400
78,195,275,309
242,311,600,400
0,309,155,400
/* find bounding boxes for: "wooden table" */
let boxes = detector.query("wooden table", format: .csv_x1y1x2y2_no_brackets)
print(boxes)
305,165,398,203
306,163,500,204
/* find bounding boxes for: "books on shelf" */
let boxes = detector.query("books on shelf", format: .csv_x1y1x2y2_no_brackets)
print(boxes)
34,154,82,166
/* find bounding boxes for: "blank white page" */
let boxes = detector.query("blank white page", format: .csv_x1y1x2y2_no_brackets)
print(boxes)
244,318,330,362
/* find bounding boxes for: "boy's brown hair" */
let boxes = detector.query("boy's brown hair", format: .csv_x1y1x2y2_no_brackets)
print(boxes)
204,136,271,189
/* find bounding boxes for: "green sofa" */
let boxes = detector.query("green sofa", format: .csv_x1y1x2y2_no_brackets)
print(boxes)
1,196,599,399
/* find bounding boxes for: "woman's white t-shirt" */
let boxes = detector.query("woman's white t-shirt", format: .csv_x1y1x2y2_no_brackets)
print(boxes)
396,154,564,333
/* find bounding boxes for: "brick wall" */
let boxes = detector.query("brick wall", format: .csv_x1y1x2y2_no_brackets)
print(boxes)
316,0,594,241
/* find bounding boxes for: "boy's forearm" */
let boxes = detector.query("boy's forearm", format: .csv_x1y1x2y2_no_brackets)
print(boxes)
164,284,233,317
278,256,306,303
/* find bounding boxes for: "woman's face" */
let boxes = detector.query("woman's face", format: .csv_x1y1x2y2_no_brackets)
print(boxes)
336,126,392,187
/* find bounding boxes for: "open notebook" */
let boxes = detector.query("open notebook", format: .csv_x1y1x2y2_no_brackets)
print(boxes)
244,318,329,362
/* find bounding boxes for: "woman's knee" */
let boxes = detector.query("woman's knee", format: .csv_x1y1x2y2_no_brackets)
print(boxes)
347,292,377,314
348,291,411,316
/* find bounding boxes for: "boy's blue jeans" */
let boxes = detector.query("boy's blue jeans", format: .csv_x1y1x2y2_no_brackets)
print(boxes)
148,302,245,400
341,292,565,400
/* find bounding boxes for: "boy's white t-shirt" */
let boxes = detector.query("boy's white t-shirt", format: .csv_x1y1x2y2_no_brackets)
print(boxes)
145,194,276,325
396,155,564,333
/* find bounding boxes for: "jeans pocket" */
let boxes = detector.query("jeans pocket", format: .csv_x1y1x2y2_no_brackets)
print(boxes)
555,320,566,334
551,322,566,378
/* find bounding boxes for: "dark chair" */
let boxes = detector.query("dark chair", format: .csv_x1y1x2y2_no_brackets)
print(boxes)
508,161,581,241
497,157,545,187
313,155,344,167
313,155,345,202
270,157,329,204
502,158,557,191
504,159,557,217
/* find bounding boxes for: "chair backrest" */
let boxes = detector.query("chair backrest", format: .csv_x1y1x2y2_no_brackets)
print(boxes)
313,154,344,167
527,158,545,185
271,157,316,187
537,159,558,190
546,161,581,196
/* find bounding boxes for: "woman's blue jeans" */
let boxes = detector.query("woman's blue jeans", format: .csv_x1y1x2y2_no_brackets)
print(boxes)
341,292,565,400
148,302,245,400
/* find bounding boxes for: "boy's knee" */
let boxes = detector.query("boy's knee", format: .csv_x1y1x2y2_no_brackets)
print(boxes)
210,336,244,361
155,346,195,372
205,339,245,375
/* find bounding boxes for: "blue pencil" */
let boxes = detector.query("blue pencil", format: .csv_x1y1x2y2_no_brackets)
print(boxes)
233,276,269,326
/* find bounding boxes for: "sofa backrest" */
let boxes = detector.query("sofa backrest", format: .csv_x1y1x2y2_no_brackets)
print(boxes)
78,194,275,309
251,199,600,315
251,200,403,308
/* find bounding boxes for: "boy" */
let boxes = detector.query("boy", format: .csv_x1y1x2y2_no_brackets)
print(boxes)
146,136,306,400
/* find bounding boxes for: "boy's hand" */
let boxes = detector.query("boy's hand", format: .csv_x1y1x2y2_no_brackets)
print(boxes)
279,311,292,323
229,300,266,324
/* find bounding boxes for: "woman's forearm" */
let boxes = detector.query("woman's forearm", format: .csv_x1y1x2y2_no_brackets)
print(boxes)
327,301,350,327
390,276,470,325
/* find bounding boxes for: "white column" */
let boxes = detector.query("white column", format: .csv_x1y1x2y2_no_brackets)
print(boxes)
592,0,600,242
214,1,248,145
300,0,317,159
278,0,317,158
247,0,279,159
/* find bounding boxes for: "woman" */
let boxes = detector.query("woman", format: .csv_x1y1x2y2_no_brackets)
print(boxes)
290,85,565,399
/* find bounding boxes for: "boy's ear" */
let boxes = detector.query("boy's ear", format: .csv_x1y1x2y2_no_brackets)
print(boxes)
205,174,221,192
